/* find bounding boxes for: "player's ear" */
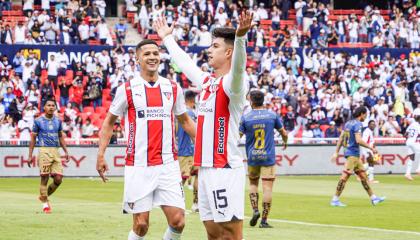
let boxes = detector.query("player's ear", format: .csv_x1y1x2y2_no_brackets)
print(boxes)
225,47,233,58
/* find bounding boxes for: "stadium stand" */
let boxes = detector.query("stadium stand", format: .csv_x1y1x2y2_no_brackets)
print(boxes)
0,0,420,143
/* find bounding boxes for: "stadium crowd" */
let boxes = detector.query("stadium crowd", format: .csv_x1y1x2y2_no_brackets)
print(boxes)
1,0,420,142
0,0,127,45
128,0,420,48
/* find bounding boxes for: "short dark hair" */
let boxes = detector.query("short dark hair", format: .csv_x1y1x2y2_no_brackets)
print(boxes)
353,106,367,118
250,90,264,107
212,28,236,46
136,39,159,51
44,98,56,107
185,90,197,102
368,120,376,125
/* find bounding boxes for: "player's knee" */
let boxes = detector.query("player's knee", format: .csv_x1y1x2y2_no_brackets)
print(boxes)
168,212,185,232
133,219,149,236
54,176,63,185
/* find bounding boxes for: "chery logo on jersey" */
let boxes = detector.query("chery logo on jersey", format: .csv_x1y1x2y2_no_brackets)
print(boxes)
217,117,226,154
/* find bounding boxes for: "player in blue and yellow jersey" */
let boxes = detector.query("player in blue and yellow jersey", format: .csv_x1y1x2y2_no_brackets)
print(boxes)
239,90,288,228
330,106,385,207
177,90,199,212
28,99,69,213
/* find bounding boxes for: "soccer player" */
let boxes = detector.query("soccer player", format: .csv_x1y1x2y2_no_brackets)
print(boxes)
154,11,253,239
404,108,420,180
177,90,199,212
330,106,385,207
361,120,379,183
96,39,196,240
239,90,288,228
27,99,69,213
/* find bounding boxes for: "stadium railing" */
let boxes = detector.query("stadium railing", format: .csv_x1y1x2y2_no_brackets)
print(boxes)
0,138,406,146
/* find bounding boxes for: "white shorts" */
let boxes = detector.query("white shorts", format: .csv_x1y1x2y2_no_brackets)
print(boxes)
407,142,420,155
360,148,373,159
198,166,245,223
122,161,185,214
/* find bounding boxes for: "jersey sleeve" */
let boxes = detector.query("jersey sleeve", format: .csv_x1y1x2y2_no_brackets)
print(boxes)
274,114,283,129
239,115,246,134
32,119,40,133
187,109,197,122
109,84,127,117
222,35,248,97
354,122,362,134
58,120,63,132
163,35,209,89
173,84,187,116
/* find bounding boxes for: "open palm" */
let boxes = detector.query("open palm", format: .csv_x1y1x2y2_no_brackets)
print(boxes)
153,17,174,40
236,10,254,37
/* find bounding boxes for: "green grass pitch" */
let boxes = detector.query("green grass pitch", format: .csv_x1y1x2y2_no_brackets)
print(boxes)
1,175,419,240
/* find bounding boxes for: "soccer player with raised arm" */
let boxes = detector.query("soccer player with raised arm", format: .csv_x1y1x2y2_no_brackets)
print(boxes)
28,99,69,213
331,106,385,207
154,11,253,240
404,108,420,180
239,90,288,228
177,90,199,212
96,39,196,240
361,120,379,183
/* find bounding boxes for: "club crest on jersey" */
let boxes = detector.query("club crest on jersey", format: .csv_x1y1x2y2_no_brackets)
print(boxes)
163,92,172,100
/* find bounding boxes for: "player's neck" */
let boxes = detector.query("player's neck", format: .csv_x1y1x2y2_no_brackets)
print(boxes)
213,63,231,78
141,71,158,83
44,114,54,119
253,106,265,110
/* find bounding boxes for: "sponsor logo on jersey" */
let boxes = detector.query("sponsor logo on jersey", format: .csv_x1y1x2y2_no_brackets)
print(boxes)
127,123,135,154
145,107,170,118
217,117,225,154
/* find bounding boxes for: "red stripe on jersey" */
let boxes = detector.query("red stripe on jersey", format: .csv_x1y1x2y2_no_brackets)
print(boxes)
171,81,178,160
212,79,230,168
194,115,205,166
125,81,136,166
367,135,371,144
145,86,163,166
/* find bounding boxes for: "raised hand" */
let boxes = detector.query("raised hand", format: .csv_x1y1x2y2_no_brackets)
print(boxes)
152,17,174,40
236,10,254,37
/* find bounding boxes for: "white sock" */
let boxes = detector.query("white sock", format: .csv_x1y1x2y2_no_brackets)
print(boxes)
406,160,413,175
368,167,374,181
43,202,49,209
163,226,182,240
332,195,339,201
370,194,377,200
128,230,144,240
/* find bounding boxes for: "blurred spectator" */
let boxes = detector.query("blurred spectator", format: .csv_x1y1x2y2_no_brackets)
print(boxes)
325,121,340,138
81,118,94,138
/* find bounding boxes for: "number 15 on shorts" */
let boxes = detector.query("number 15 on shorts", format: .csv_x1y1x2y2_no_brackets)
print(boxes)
212,189,228,209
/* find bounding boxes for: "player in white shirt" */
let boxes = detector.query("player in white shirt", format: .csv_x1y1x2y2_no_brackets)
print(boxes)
153,11,253,239
404,108,420,180
96,39,196,240
361,120,379,183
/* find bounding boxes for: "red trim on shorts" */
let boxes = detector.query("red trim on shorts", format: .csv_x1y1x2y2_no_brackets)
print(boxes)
145,86,164,166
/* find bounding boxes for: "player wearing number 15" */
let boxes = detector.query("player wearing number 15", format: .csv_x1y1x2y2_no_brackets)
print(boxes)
154,10,254,240
239,90,288,228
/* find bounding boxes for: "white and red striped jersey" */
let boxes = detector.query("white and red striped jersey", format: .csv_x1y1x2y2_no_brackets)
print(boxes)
362,127,375,147
163,34,248,168
109,76,186,167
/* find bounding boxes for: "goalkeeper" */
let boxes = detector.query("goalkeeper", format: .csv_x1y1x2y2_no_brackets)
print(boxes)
361,120,380,184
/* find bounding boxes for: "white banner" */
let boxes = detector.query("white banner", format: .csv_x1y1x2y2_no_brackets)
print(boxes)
0,145,413,177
